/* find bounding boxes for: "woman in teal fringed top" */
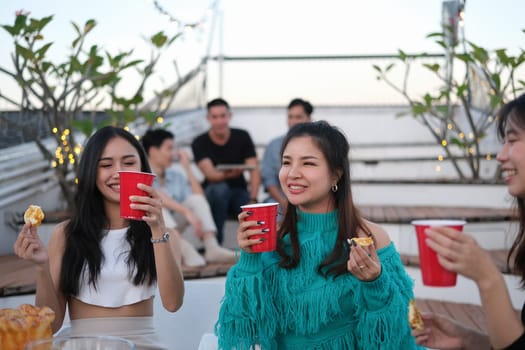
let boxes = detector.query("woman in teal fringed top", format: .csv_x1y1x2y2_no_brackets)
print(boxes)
215,121,423,349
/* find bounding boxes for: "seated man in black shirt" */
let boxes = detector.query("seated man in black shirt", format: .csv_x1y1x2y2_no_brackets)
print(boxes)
191,98,260,244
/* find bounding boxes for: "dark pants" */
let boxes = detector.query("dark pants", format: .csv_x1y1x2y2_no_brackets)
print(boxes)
204,182,249,244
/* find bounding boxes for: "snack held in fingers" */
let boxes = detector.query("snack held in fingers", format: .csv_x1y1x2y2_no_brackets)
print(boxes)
0,304,55,350
350,236,373,247
408,299,424,331
23,205,45,227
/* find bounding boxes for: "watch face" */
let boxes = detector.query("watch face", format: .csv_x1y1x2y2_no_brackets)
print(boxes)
163,232,170,240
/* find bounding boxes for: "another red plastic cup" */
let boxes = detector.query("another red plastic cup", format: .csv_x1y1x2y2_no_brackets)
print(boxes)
241,203,279,252
411,219,466,287
119,171,156,220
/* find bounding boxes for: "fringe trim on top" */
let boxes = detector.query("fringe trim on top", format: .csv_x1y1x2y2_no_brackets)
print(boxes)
215,261,279,350
215,209,422,349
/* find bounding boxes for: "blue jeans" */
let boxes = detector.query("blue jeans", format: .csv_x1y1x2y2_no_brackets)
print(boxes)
204,182,249,244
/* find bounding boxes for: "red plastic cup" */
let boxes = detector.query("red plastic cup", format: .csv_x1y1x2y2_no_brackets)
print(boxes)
411,219,466,287
119,171,156,220
241,203,279,252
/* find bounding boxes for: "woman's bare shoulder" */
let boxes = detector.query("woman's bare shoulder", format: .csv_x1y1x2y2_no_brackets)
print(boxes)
48,220,69,249
360,219,391,249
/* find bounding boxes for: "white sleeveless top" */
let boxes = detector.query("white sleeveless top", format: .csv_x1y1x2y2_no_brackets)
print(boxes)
75,227,156,307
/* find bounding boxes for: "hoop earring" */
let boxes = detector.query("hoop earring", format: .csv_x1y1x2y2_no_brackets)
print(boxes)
331,184,338,193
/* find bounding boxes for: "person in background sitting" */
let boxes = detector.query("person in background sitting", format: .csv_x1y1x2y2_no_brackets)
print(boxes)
215,121,422,349
141,129,236,266
261,98,313,218
14,126,184,349
412,93,525,350
191,97,261,244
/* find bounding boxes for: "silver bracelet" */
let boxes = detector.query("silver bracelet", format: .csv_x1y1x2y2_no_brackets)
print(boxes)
150,231,170,244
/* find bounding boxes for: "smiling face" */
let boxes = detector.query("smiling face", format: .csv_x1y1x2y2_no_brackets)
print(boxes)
150,138,176,170
497,119,525,198
96,136,142,205
207,104,232,137
287,105,311,129
279,136,339,213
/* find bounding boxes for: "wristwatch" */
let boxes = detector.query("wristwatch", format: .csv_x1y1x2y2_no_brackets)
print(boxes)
150,231,170,244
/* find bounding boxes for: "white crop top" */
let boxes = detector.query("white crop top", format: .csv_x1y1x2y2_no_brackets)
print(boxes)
75,227,156,307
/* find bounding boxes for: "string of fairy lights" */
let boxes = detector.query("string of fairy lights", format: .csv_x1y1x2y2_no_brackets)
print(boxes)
433,114,497,174
433,1,497,174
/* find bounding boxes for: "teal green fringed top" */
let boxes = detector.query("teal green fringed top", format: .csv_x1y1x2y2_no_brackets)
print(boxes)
215,210,423,349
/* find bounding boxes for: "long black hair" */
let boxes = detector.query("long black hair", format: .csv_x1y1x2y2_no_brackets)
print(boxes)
497,93,525,285
60,126,157,296
276,121,369,277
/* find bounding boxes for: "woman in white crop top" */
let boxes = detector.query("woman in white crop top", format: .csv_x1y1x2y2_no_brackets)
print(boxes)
14,126,185,349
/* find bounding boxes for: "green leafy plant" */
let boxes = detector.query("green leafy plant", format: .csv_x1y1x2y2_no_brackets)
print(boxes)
0,13,203,208
374,26,525,182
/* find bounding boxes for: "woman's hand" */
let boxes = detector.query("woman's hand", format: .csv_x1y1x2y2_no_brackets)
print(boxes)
411,312,491,350
13,223,48,265
425,226,499,286
347,239,382,281
130,183,165,231
236,210,266,252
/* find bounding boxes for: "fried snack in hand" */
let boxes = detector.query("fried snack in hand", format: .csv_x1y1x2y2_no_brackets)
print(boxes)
0,304,55,350
349,236,374,247
408,299,425,331
24,205,45,227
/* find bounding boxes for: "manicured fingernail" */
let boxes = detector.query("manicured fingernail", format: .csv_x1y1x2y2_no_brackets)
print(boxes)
346,238,352,245
261,228,270,233
259,238,267,242
246,211,253,215
257,220,265,225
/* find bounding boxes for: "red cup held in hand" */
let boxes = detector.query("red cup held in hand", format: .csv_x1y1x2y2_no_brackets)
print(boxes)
119,171,156,220
241,203,279,252
411,219,466,287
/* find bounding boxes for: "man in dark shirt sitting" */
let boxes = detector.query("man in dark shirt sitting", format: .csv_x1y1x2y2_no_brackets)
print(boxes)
191,98,260,244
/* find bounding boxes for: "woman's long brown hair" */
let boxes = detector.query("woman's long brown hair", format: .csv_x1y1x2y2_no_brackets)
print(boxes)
276,121,369,277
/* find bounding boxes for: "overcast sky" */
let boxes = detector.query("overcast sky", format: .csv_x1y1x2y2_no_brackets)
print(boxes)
0,0,523,107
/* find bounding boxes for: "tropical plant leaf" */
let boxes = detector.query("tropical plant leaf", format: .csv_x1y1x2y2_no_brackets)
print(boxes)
151,31,168,47
71,119,94,138
450,137,467,148
15,43,34,60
